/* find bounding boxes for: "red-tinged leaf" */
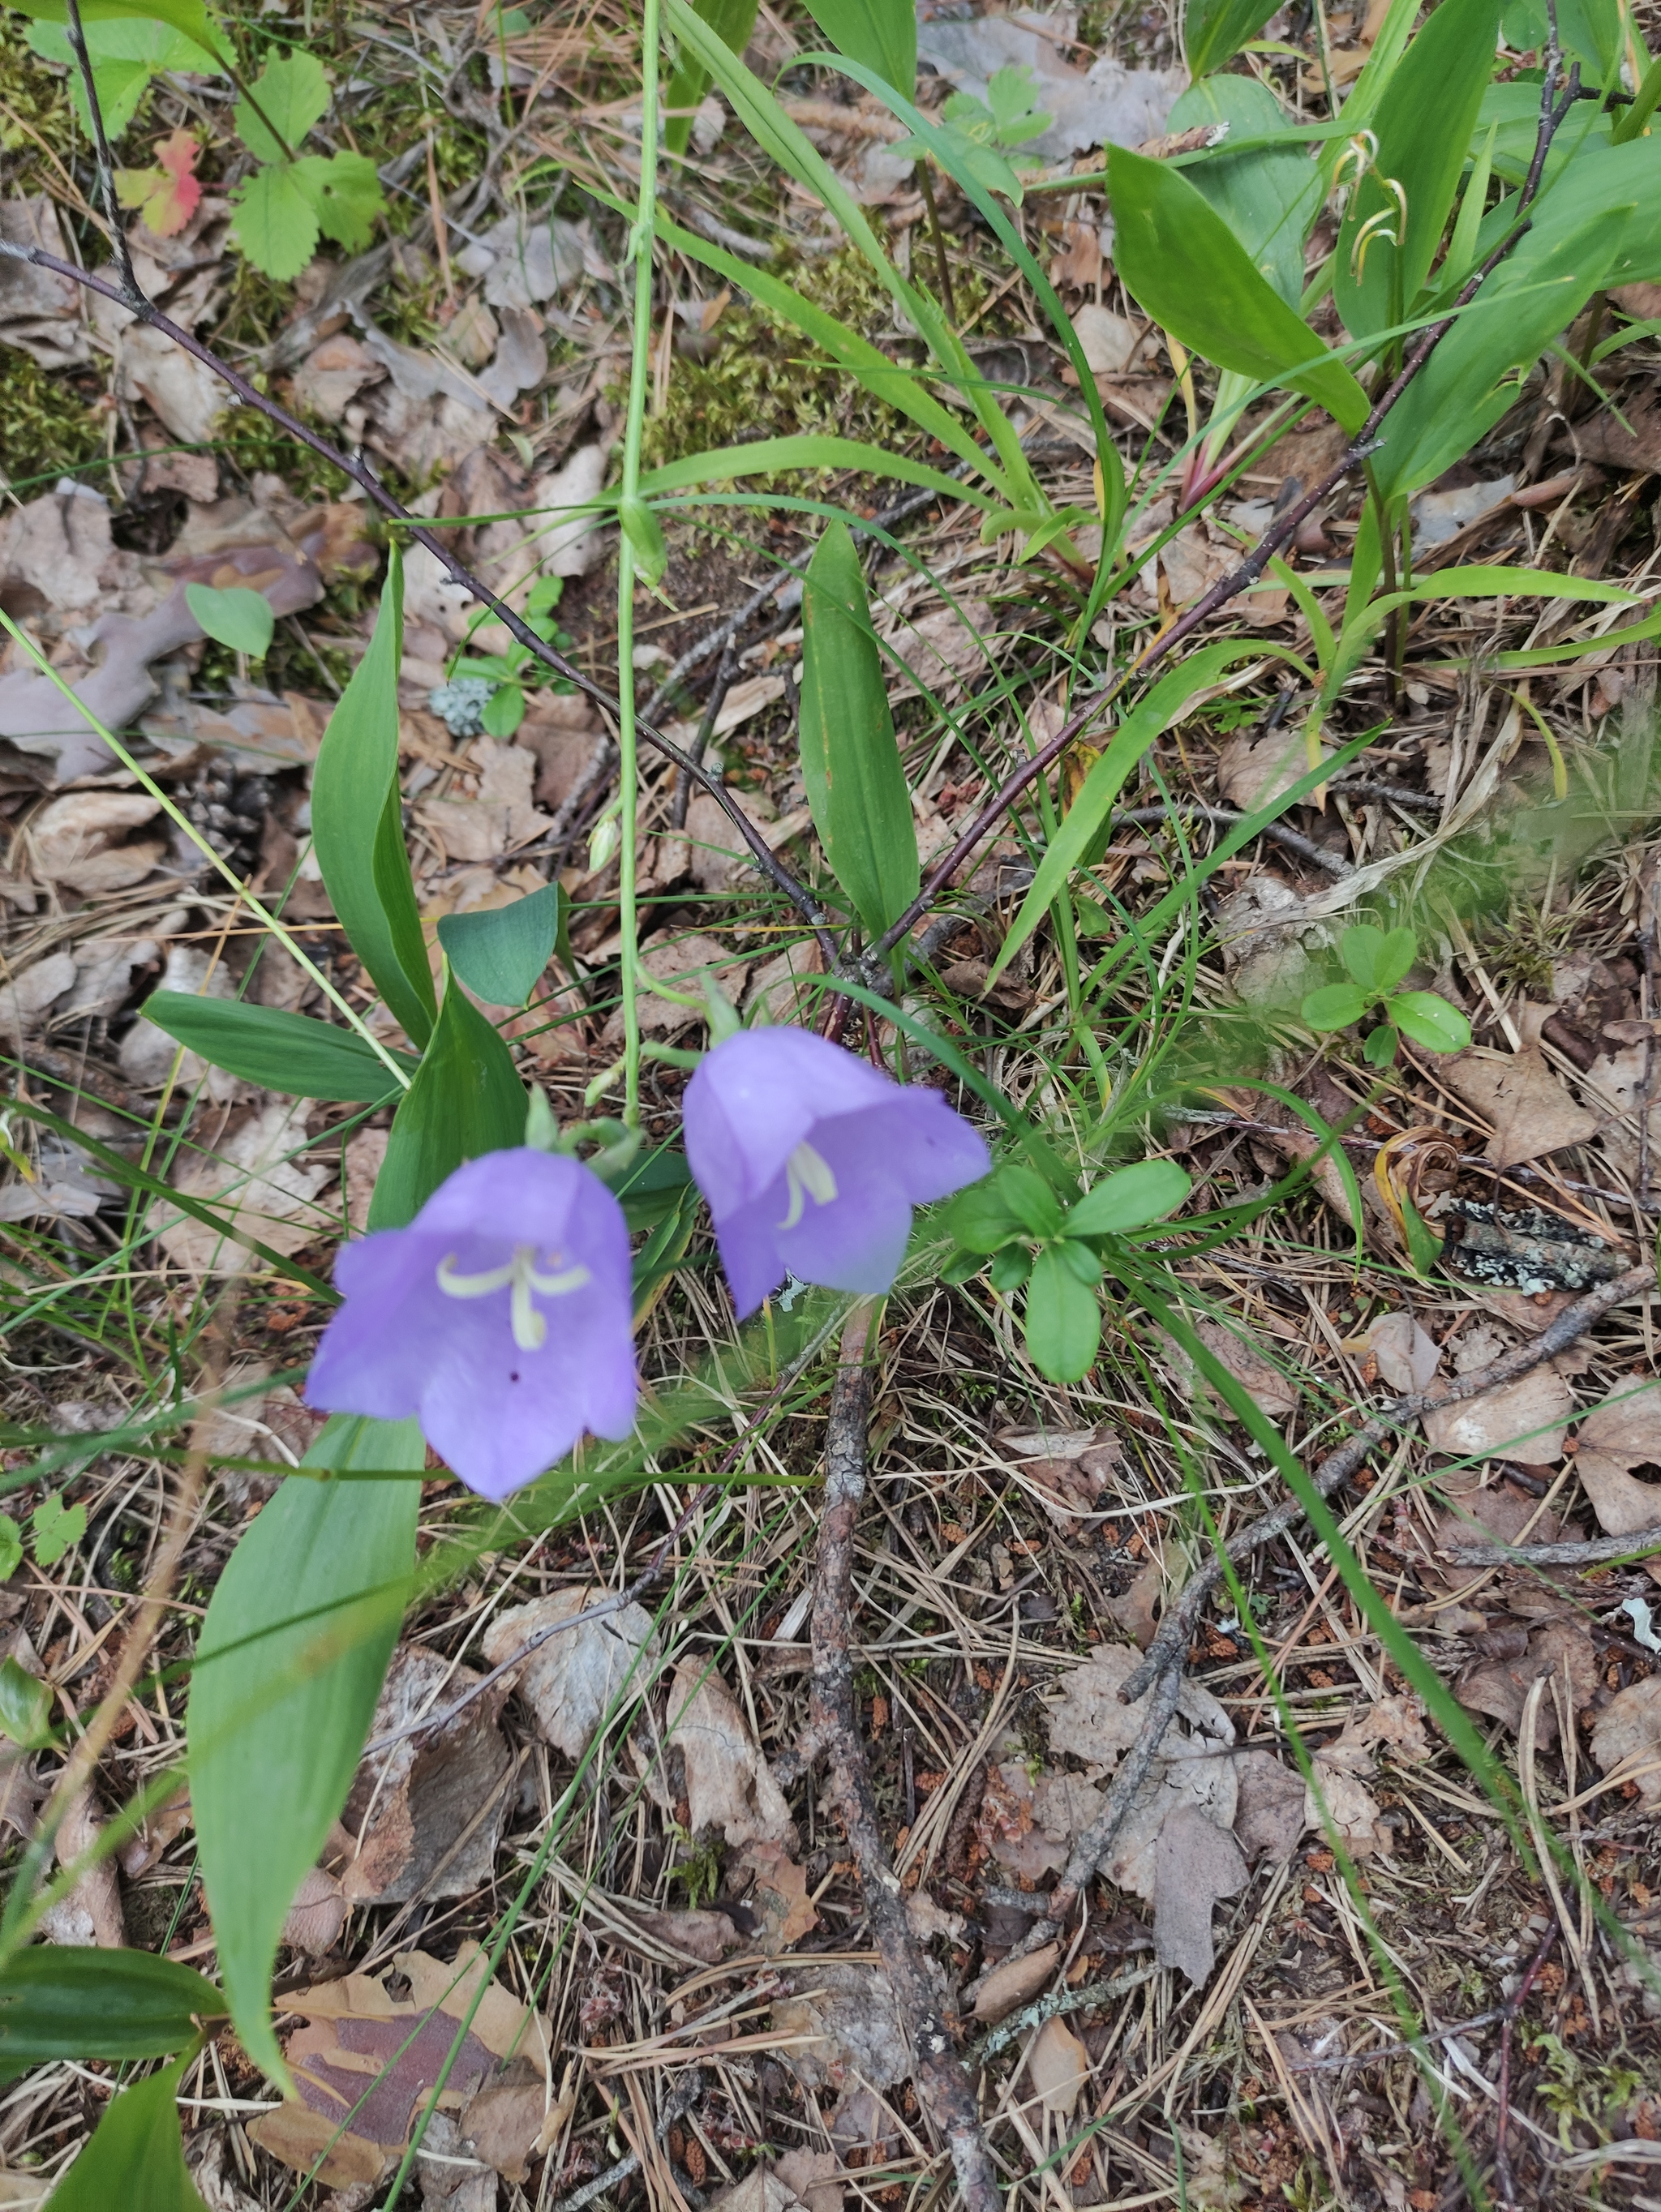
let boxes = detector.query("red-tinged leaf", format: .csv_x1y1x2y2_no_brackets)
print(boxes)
116,129,201,236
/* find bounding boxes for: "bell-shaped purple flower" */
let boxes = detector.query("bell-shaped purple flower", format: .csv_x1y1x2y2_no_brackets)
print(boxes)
683,1027,990,1317
307,1148,637,1502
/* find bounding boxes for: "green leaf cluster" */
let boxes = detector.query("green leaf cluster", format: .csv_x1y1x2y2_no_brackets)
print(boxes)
225,53,384,281
1302,924,1472,1067
449,575,573,738
940,1158,1191,1382
24,15,221,138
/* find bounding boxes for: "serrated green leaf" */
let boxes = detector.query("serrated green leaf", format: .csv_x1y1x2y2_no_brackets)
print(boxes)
187,1418,423,2090
227,163,320,281
1302,982,1371,1031
436,883,560,1010
1067,1159,1192,1237
12,0,225,68
45,2051,206,2210
311,547,436,1049
797,521,919,944
184,583,273,659
139,992,414,1103
291,149,382,251
234,49,329,161
1024,1247,1102,1382
1388,990,1472,1052
1108,146,1370,431
0,1950,223,2077
25,16,220,136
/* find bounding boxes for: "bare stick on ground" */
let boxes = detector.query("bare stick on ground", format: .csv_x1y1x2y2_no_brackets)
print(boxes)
809,1304,1001,2212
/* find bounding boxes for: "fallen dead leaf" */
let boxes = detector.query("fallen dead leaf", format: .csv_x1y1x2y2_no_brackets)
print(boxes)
706,2173,808,2212
157,1099,337,1272
28,791,165,895
1590,1674,1661,1804
1231,1748,1307,1863
668,1659,795,1847
600,932,741,1046
480,1586,657,1762
997,1423,1123,1522
1302,1695,1431,1855
1580,1044,1659,1181
1028,2014,1090,2120
1574,1374,1661,1538
416,738,552,864
883,597,994,701
1422,1362,1576,1465
457,2067,546,2185
1106,1552,1165,1650
1188,1318,1300,1420
248,1945,550,2188
972,1942,1059,2025
1456,1617,1599,1751
1070,302,1136,375
1363,1312,1441,1393
734,1837,818,1953
771,2150,842,2212
1441,1047,1599,1168
1153,1803,1247,1985
337,1642,513,1904
915,14,1181,158
771,1962,909,2093
0,199,91,367
620,1906,741,1965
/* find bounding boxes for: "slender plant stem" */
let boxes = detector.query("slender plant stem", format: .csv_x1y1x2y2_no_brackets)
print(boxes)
61,0,140,302
614,0,662,1123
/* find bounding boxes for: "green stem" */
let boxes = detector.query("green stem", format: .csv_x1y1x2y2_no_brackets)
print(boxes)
1612,50,1661,140
615,0,662,1125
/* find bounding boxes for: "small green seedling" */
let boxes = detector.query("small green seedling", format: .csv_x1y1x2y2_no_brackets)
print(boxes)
1303,924,1472,1068
941,1157,1191,1383
449,575,574,738
897,62,1054,200
0,1658,54,1751
31,1496,86,1569
185,584,274,661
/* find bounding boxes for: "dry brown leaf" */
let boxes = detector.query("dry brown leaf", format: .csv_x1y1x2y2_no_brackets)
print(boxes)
915,13,1181,157
771,1962,909,2093
972,1943,1058,2024
416,738,553,863
1231,1748,1307,1863
248,1945,550,2188
1580,1045,1659,1181
1190,1318,1300,1419
1440,1047,1599,1168
157,1100,337,1273
623,1906,741,1964
771,2150,842,2212
668,1659,794,1846
601,932,742,1046
1152,1803,1247,1984
457,2070,546,2184
337,1642,513,1904
884,597,994,701
975,1760,1072,1881
1300,1699,1426,1857
997,1423,1123,1522
735,1837,818,1953
1456,1618,1599,1751
1590,1675,1661,1804
1106,1553,1165,1650
1363,1312,1441,1393
1028,2015,1091,2120
1070,302,1136,375
281,1865,346,1957
37,1790,124,1948
1574,1374,1661,1526
1422,1364,1575,1465
706,2174,809,2212
479,1586,657,1762
0,199,92,368
1217,724,1330,813
28,792,165,894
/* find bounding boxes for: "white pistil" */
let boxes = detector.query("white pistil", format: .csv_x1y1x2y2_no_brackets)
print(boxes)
436,1245,592,1351
777,1140,839,1231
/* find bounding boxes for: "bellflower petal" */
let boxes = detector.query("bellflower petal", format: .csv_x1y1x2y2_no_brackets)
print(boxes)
684,1029,990,1315
307,1148,637,1501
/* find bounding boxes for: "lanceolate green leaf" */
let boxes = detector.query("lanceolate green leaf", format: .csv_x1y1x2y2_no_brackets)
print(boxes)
138,993,417,1103
0,1950,223,2077
368,970,526,1232
1334,0,1502,342
187,1417,423,2090
1184,0,1284,79
1328,563,1637,697
665,0,759,155
800,0,915,94
639,435,994,510
797,521,919,943
47,2053,206,2211
1108,148,1369,431
311,546,436,1048
989,640,1303,985
652,209,1006,491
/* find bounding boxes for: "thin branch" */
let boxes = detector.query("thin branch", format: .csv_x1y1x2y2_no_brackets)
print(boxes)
61,0,142,305
1449,1524,1661,1566
809,1305,1002,2212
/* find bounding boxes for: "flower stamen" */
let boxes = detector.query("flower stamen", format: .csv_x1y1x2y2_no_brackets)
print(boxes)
777,1141,839,1231
437,1245,593,1352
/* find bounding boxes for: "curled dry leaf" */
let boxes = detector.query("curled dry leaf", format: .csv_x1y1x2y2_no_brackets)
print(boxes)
734,1837,818,1953
281,1864,347,1957
1231,1748,1307,1864
1362,1312,1441,1393
771,1962,910,2094
1441,1047,1599,1168
1153,1803,1248,1986
37,1790,125,1948
668,1659,795,1847
1028,2014,1090,2120
337,1641,513,1905
1302,1697,1428,1858
1591,1675,1661,1805
997,1422,1123,1522
1188,1319,1300,1421
248,1945,551,2189
972,1942,1059,2026
1455,1617,1599,1751
479,1585,657,1762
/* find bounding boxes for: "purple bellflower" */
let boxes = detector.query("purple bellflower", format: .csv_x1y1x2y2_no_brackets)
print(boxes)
683,1027,990,1317
307,1148,636,1501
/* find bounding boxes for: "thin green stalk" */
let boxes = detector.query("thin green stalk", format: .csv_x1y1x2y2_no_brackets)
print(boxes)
0,612,411,1093
614,0,662,1125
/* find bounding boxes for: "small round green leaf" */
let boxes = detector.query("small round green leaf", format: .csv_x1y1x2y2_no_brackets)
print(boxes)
481,682,526,738
989,1243,1033,1292
941,1181,1023,1255
1302,982,1371,1032
1362,1022,1400,1069
0,1657,52,1750
1388,991,1472,1052
1024,1246,1102,1382
184,582,275,659
1067,1158,1191,1237
1371,925,1419,993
